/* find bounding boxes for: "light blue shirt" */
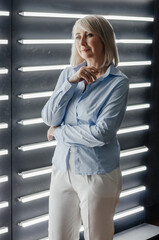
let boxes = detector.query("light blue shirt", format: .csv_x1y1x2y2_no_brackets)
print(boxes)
41,61,129,175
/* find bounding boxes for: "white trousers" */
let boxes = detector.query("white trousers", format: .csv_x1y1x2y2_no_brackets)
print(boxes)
49,148,122,240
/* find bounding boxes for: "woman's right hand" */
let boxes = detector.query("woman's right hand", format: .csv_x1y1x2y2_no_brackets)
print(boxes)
69,66,99,84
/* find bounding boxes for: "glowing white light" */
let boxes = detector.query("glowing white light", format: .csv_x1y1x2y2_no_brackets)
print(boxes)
18,91,53,99
0,149,8,156
38,238,48,240
126,104,150,111
18,39,74,44
0,68,8,74
18,65,70,72
18,214,49,227
18,12,154,22
118,125,149,134
114,206,144,220
118,61,151,67
120,146,148,157
18,140,57,151
0,201,9,209
122,166,147,176
0,40,8,44
0,95,9,101
0,11,10,16
18,118,43,125
120,186,146,198
18,190,50,203
130,82,151,88
116,39,152,44
0,175,8,183
18,166,52,179
0,227,8,235
0,123,8,129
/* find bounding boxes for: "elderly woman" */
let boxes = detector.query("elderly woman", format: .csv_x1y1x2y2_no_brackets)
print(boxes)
41,15,129,240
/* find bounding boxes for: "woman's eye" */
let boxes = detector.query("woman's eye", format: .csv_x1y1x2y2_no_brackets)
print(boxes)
75,36,81,40
87,33,93,37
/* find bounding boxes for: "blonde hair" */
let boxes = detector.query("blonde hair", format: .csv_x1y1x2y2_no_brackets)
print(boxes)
70,15,119,67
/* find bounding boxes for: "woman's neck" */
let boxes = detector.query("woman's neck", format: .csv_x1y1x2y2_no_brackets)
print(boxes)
86,59,107,77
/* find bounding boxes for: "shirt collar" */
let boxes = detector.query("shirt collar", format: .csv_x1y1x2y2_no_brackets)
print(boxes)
73,61,123,81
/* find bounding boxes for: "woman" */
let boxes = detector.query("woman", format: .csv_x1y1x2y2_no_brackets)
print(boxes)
41,15,129,240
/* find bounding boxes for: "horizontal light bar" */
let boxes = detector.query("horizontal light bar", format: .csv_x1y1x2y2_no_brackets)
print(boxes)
0,68,8,74
38,238,48,240
118,61,151,67
120,146,148,158
117,125,149,134
0,149,8,156
19,12,153,22
130,82,151,88
18,39,74,44
122,166,147,176
18,118,43,125
18,91,53,99
18,214,49,228
18,140,57,151
18,39,152,45
0,227,8,235
0,11,10,16
0,40,8,44
18,166,52,179
116,39,152,44
18,61,151,72
18,190,50,203
0,175,8,183
0,95,9,101
0,123,8,129
0,201,9,209
126,104,150,111
114,206,144,220
120,186,146,198
18,65,70,72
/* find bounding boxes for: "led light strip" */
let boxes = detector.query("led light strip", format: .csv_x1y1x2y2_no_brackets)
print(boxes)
0,149,8,156
38,238,48,240
118,61,151,67
114,206,144,220
122,166,147,176
126,103,150,111
18,39,152,45
130,82,151,88
0,68,8,74
18,118,43,125
0,201,9,209
0,95,9,101
18,61,151,72
18,190,50,203
18,12,154,22
0,227,8,235
18,65,70,72
0,40,8,44
0,175,8,183
18,214,49,227
18,140,57,151
18,104,150,126
120,146,148,157
117,124,149,134
18,91,53,99
0,123,8,129
120,186,146,198
19,206,144,228
0,11,10,16
18,166,52,179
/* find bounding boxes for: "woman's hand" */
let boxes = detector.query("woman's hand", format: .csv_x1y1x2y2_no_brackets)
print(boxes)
47,126,58,141
69,66,99,84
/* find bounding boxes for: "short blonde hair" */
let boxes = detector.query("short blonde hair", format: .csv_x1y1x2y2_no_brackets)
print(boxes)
70,15,119,67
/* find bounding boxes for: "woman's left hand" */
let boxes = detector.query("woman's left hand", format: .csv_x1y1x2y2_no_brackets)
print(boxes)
47,126,58,141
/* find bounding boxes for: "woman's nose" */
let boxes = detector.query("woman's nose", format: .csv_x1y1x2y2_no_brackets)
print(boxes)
81,36,87,46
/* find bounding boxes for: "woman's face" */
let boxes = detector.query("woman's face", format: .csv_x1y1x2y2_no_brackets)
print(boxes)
75,25,104,62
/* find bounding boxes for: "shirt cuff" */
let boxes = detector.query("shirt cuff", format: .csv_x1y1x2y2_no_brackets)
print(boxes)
54,126,62,142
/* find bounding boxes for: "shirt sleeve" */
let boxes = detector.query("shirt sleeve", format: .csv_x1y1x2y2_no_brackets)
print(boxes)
54,78,129,147
41,67,77,126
